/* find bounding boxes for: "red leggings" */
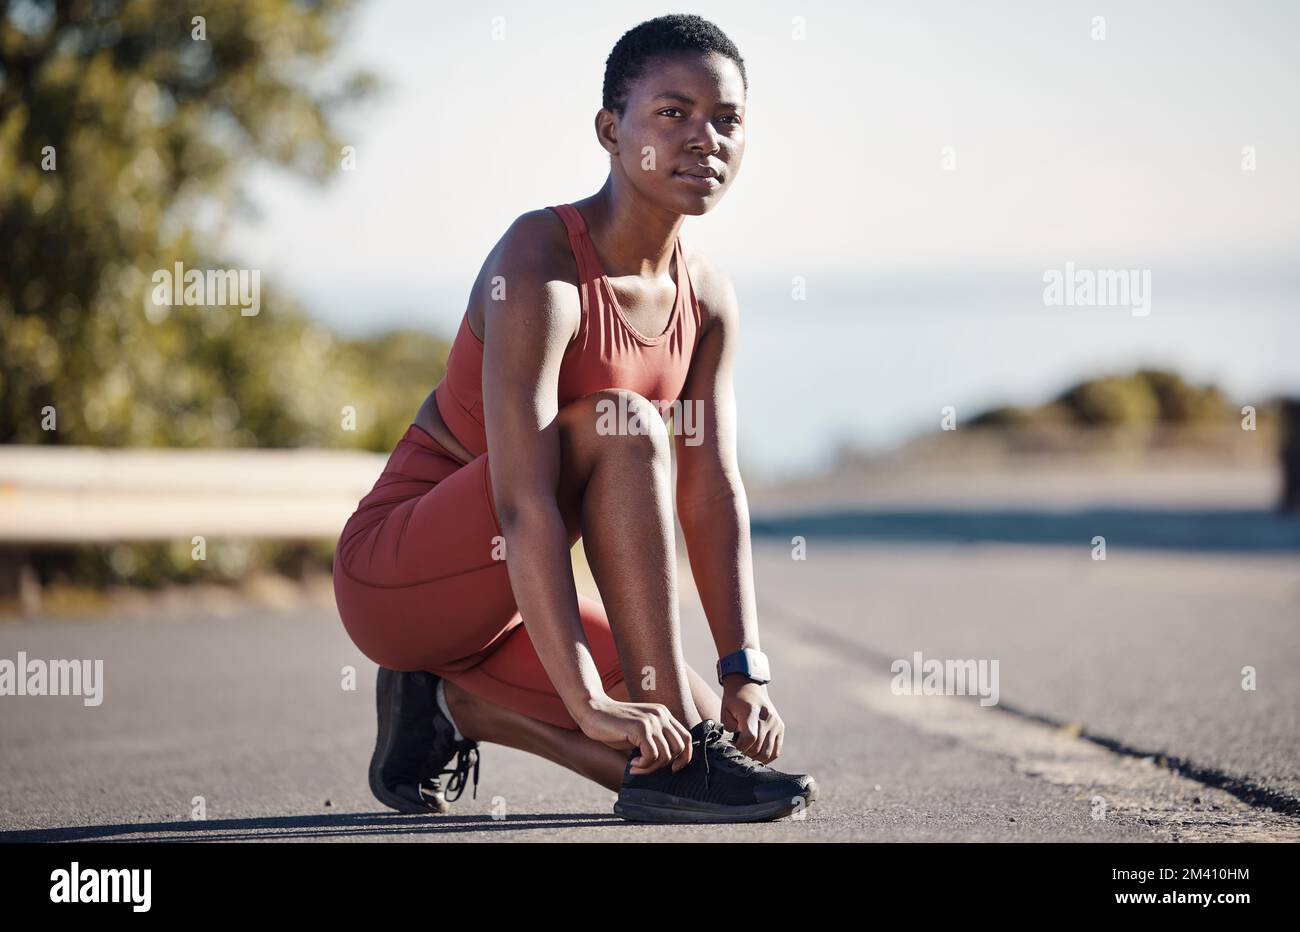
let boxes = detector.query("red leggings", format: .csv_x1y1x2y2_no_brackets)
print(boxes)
332,423,626,730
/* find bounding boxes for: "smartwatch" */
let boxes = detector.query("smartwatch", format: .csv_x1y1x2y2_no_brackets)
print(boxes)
716,647,771,686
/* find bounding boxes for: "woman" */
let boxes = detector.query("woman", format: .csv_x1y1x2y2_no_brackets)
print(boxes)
333,13,817,824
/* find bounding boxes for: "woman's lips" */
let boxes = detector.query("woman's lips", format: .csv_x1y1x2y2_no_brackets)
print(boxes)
674,171,721,189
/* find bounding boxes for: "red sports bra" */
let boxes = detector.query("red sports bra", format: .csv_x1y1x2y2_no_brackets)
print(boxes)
434,202,703,458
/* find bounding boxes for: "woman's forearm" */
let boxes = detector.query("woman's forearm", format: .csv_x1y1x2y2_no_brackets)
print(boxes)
498,500,610,720
678,482,760,657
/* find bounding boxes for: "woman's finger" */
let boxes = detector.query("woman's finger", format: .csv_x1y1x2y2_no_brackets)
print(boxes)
669,718,693,770
662,723,687,770
746,717,770,761
735,710,761,755
648,727,673,771
627,725,660,775
756,719,779,763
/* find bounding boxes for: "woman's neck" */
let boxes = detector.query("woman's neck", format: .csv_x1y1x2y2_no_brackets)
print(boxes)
574,176,682,281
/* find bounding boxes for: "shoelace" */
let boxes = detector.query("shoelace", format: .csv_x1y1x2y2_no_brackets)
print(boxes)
713,740,768,774
627,720,752,793
694,721,727,792
696,721,774,791
439,743,480,802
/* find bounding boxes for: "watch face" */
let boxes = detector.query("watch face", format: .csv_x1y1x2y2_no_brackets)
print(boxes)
719,649,771,684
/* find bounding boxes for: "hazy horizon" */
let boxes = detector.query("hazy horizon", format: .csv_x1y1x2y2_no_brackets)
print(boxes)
219,0,1299,479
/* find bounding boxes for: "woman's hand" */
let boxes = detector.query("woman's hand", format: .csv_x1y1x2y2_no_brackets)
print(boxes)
720,676,784,763
577,695,694,775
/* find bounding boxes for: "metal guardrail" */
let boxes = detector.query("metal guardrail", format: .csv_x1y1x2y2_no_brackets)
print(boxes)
4,407,1298,545
0,445,387,543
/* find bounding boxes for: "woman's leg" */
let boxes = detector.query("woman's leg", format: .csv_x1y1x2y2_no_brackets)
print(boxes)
552,388,701,727
340,390,716,792
441,387,723,789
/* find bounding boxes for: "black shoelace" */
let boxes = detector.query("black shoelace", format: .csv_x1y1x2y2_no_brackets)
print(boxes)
694,720,728,792
439,743,480,802
695,721,771,792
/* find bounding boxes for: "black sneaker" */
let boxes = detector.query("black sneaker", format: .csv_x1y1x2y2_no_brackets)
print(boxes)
613,718,818,823
368,667,481,814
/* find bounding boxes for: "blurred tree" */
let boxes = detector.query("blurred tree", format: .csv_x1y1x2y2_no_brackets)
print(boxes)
1056,374,1161,426
967,370,1242,431
0,0,436,451
966,404,1037,428
1134,368,1229,423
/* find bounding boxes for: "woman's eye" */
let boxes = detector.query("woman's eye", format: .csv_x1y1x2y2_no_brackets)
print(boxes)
659,108,740,125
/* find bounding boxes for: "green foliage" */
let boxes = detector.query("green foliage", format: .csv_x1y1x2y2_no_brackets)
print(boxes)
1057,374,1162,426
29,537,340,589
330,328,451,450
966,405,1037,428
1,0,457,595
969,369,1239,429
1134,367,1230,423
0,0,403,449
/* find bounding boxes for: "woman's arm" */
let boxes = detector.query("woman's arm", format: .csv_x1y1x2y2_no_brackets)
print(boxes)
479,211,692,771
674,255,758,660
673,254,784,763
479,212,604,718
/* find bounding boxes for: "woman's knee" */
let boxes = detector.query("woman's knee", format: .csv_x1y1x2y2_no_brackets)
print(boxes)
553,389,671,535
558,388,671,459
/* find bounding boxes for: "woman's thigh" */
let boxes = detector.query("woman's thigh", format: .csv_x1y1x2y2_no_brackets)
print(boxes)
333,428,521,672
332,416,621,708
444,592,627,730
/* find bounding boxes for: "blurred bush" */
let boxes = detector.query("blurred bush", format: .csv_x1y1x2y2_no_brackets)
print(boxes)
969,369,1241,430
23,537,340,591
0,0,444,454
0,1,469,599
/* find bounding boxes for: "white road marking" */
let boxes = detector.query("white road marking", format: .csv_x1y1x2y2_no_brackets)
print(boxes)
849,678,1300,841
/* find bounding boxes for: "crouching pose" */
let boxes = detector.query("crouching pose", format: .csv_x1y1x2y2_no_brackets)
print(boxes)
333,13,817,823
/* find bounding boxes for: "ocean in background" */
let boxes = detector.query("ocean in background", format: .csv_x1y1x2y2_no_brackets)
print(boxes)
303,263,1300,483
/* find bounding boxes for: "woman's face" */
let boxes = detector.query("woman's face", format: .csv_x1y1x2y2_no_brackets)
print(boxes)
604,51,746,215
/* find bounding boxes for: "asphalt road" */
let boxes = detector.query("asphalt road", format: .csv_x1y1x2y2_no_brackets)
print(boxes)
2,534,1296,842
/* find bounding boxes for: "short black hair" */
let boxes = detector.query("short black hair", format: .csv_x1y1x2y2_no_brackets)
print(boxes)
602,14,748,116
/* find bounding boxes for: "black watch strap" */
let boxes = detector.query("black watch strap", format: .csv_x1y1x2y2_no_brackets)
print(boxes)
716,648,771,685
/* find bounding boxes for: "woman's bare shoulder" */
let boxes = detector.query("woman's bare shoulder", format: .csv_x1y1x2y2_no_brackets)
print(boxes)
682,242,738,333
501,208,573,268
468,207,581,343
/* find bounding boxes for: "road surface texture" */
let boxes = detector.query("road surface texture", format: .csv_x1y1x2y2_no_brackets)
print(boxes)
1,463,1297,841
